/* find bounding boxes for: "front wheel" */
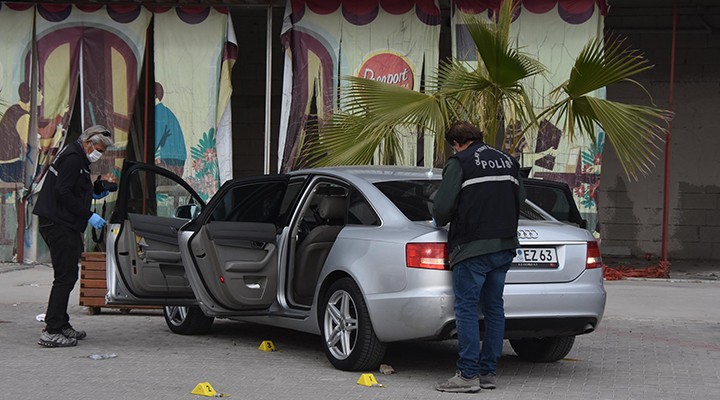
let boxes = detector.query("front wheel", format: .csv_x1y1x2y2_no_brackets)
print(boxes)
163,305,214,335
320,278,386,371
509,335,576,362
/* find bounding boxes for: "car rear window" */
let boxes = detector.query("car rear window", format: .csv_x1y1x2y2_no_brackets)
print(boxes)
375,180,546,221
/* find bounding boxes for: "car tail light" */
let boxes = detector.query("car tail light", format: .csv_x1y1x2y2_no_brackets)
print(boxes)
586,241,602,269
406,243,449,270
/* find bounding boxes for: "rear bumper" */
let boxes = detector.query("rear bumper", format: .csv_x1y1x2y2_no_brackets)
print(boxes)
365,268,606,342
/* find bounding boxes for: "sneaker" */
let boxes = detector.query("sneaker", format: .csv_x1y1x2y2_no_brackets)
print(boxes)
61,327,87,340
479,373,497,389
434,371,481,393
38,330,78,348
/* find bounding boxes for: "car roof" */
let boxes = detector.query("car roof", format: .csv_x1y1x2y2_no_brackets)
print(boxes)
291,165,444,183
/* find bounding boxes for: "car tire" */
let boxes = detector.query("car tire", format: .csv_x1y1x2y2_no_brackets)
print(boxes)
509,335,576,362
320,278,386,371
163,305,214,335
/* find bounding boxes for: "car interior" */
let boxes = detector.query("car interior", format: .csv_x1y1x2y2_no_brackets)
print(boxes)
291,183,348,306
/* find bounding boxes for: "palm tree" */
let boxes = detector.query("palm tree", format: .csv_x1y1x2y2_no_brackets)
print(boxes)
301,1,671,180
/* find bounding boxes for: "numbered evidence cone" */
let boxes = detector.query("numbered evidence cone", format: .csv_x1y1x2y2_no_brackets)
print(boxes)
191,382,218,397
356,373,383,387
258,340,277,352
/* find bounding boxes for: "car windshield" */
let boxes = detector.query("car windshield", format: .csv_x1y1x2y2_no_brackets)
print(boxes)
374,180,546,222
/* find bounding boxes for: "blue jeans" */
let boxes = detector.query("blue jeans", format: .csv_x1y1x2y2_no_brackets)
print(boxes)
452,250,514,378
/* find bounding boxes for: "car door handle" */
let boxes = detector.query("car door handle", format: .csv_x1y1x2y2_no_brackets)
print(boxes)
251,241,266,249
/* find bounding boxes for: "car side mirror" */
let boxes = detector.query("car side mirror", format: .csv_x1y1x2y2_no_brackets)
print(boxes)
175,204,200,219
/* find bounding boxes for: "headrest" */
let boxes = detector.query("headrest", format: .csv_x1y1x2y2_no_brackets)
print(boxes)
318,196,346,221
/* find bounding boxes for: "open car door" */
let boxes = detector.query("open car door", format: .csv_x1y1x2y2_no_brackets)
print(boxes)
106,161,205,306
178,175,292,317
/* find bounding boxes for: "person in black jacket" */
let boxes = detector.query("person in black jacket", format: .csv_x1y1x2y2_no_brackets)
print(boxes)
33,125,114,347
433,121,524,393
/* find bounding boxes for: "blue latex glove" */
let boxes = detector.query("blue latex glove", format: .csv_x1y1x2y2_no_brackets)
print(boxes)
93,190,110,200
88,213,106,229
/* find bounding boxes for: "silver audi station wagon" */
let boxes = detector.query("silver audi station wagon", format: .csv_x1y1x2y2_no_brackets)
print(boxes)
106,162,606,371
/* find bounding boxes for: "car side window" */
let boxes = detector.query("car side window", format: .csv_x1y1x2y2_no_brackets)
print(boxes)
374,180,439,221
347,188,380,226
209,181,286,224
304,183,347,223
276,178,307,227
125,169,199,218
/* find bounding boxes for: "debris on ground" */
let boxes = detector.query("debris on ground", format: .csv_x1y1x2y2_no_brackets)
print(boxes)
379,364,395,375
603,260,670,280
88,353,118,360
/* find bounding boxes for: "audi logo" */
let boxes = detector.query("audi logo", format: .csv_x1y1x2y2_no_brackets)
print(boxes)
518,229,539,239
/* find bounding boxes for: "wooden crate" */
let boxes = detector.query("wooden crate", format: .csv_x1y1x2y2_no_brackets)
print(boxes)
80,252,161,315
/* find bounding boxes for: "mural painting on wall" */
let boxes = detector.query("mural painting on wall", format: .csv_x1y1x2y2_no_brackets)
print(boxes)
0,3,233,262
154,82,186,177
0,3,34,184
154,7,229,201
33,4,151,189
453,0,607,233
279,0,441,171
0,2,33,259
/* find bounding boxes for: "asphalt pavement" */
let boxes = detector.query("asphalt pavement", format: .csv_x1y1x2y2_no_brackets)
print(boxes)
0,261,719,400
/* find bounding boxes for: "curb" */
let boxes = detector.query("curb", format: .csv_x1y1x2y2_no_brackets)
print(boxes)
0,264,45,274
619,276,720,284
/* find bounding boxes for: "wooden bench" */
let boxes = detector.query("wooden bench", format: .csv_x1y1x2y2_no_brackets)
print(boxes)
80,252,161,315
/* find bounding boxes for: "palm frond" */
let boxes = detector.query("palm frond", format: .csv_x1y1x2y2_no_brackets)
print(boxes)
341,76,449,131
585,97,669,179
301,113,405,167
433,59,492,94
545,95,669,179
565,35,654,98
462,10,544,87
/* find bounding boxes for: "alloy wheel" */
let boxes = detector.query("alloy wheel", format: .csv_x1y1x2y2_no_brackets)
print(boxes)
164,305,188,327
323,290,358,360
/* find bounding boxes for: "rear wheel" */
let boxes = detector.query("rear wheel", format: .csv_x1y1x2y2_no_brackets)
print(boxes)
320,278,386,371
510,335,576,362
163,305,214,335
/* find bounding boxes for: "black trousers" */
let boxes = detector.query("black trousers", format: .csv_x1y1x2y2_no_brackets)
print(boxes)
39,217,84,333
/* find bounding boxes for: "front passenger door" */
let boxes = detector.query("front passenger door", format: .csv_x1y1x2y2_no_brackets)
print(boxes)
107,161,204,305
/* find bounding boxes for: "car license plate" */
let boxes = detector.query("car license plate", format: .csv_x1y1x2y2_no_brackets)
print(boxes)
513,247,558,268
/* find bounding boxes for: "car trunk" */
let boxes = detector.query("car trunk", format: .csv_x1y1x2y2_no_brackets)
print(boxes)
506,220,593,284
410,220,594,284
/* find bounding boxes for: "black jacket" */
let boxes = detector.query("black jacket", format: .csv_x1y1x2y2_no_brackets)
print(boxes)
33,140,93,232
447,140,520,251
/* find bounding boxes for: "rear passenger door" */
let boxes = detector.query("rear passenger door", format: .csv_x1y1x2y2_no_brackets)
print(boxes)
183,177,292,314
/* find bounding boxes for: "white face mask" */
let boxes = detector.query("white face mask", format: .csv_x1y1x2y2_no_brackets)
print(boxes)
87,149,103,163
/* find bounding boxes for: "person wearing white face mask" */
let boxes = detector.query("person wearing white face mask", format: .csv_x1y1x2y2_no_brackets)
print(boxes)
33,125,114,348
